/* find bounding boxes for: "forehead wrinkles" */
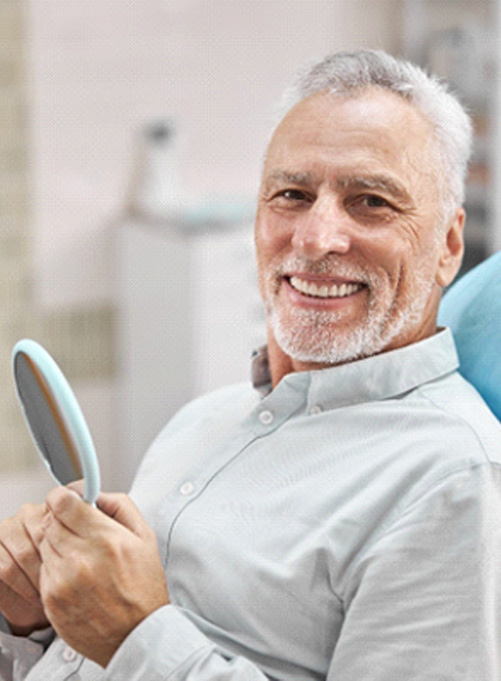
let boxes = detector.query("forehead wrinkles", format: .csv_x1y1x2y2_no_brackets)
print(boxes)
262,130,431,197
264,90,439,178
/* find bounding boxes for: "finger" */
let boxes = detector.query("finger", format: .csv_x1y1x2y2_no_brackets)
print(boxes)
24,514,46,551
45,487,93,538
42,515,77,557
1,512,45,593
23,504,50,553
38,532,63,568
66,480,85,498
96,492,151,538
0,540,40,603
47,487,152,541
5,532,43,594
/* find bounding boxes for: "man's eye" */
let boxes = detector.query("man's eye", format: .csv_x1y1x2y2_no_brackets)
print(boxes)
276,189,309,202
360,194,391,208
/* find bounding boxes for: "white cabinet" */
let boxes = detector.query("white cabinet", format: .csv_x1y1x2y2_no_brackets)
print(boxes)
115,217,265,490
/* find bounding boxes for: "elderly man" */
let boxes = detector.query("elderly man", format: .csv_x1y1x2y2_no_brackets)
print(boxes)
0,50,500,680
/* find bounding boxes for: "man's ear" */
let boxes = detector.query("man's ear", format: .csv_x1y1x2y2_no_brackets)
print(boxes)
435,208,465,288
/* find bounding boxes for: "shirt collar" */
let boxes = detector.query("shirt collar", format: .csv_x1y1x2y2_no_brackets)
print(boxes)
251,345,273,396
251,328,459,410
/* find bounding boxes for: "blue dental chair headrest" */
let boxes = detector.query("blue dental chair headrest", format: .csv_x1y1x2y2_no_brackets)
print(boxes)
438,251,501,421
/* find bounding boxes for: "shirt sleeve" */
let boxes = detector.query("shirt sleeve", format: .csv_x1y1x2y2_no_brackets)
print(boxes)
0,615,54,681
327,463,501,680
105,605,271,680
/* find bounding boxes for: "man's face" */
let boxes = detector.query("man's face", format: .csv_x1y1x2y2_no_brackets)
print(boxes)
254,88,464,367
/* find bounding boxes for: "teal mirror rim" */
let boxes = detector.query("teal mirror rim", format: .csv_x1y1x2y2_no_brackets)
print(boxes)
12,339,100,504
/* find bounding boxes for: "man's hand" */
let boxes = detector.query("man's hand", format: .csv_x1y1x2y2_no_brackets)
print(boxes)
38,486,169,668
0,503,50,636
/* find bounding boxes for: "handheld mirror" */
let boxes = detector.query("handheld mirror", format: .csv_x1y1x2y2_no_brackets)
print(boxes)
12,339,100,504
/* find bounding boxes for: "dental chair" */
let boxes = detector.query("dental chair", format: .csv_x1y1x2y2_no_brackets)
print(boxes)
438,250,501,421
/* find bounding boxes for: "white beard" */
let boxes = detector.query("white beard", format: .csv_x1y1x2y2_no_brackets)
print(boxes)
265,256,436,365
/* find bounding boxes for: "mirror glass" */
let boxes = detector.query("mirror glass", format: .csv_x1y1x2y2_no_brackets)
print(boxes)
12,339,100,504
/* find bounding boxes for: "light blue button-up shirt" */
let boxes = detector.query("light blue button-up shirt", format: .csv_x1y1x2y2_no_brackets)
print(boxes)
2,328,501,680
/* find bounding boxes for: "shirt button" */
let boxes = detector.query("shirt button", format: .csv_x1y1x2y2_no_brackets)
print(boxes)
62,646,78,662
309,405,323,415
179,481,195,496
258,409,274,425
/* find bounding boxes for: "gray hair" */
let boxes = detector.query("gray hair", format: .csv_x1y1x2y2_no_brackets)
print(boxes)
277,50,473,224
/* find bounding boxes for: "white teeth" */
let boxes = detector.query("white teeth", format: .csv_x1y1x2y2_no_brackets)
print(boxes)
289,276,363,299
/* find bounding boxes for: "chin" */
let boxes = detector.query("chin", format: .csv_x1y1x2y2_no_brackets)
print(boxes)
269,300,429,366
270,317,378,365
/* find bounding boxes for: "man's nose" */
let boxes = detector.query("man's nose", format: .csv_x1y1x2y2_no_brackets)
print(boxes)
291,199,351,260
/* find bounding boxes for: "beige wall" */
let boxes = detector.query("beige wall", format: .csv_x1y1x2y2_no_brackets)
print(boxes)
0,0,40,471
26,0,402,309
0,0,403,513
0,0,54,512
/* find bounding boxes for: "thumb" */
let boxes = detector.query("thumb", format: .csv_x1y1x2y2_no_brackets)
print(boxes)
96,492,150,538
66,479,85,497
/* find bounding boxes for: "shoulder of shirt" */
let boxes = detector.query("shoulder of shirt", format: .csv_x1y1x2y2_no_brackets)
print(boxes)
414,369,501,467
180,381,256,414
151,381,257,440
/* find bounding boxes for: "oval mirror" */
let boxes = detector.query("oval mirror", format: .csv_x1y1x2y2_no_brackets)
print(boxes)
12,339,100,504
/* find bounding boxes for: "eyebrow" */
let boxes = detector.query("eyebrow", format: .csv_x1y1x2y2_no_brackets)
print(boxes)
264,170,316,188
336,174,413,205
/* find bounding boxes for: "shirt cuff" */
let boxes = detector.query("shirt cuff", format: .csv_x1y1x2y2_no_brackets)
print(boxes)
0,612,55,649
105,605,216,680
0,627,48,681
27,626,56,648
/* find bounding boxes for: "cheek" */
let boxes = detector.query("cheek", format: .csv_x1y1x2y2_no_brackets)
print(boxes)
254,213,292,271
357,233,404,283
362,221,433,281
385,247,437,307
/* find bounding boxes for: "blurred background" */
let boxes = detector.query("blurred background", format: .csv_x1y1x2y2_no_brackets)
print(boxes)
0,0,499,515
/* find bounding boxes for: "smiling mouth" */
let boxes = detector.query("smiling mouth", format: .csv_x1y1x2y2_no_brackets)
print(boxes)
287,276,366,299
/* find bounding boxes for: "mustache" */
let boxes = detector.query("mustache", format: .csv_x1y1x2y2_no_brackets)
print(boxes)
275,256,376,284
